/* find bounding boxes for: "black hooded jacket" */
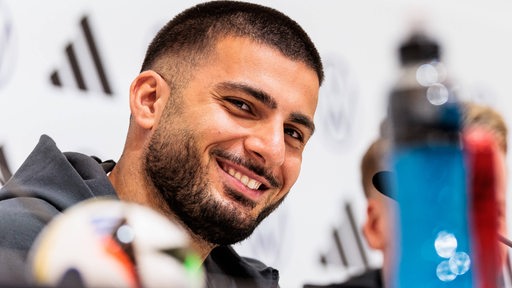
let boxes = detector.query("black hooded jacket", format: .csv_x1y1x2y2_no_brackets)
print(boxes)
0,135,278,288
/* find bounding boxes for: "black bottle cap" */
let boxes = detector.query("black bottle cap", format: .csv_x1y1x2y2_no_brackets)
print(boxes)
399,32,440,65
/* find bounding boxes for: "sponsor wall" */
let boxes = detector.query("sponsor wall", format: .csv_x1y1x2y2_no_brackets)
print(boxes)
1,0,512,287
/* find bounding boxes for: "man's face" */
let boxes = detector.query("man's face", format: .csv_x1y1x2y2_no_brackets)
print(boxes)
145,36,319,245
364,187,398,271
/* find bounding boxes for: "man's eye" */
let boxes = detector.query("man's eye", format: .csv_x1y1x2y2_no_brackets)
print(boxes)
285,127,304,142
227,98,251,112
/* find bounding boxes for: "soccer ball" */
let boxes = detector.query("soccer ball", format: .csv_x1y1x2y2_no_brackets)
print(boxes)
27,198,205,288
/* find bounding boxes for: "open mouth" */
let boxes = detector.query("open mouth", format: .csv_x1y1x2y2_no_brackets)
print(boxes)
215,156,275,208
226,167,265,190
217,160,269,192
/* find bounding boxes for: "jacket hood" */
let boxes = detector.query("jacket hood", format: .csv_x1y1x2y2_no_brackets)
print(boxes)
0,135,117,211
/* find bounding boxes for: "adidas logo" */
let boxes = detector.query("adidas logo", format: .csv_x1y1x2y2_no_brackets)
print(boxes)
50,16,113,96
319,202,370,270
0,146,12,186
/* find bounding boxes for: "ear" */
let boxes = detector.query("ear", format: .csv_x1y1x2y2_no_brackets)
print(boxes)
362,198,386,250
129,70,170,130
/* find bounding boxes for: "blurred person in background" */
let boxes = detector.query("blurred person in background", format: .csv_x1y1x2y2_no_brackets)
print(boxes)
305,102,510,287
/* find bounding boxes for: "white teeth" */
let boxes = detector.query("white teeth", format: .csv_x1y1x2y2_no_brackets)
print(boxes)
226,167,262,190
240,175,249,185
247,179,260,190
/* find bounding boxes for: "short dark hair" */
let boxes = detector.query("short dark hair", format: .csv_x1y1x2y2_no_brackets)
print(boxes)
141,0,323,88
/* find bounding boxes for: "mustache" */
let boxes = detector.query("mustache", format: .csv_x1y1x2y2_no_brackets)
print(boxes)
211,149,281,189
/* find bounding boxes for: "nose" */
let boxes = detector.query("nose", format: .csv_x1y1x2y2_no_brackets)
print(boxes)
244,120,286,167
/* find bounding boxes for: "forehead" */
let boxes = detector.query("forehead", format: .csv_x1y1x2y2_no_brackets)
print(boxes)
205,36,320,114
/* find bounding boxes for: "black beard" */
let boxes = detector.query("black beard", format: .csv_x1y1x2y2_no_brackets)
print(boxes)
144,125,284,245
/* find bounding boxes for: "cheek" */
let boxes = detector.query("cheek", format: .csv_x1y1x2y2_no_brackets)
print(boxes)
188,111,240,144
381,205,392,240
385,201,400,246
198,109,249,138
283,157,302,185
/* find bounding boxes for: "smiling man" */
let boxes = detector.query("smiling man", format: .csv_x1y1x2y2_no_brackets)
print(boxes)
0,1,323,287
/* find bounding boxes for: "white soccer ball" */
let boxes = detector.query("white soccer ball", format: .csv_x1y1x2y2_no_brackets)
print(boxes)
27,198,205,288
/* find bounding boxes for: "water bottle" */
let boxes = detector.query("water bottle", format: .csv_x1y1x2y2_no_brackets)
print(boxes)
387,31,474,287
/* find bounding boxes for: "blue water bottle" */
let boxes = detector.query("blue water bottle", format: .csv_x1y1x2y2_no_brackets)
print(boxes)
387,32,474,288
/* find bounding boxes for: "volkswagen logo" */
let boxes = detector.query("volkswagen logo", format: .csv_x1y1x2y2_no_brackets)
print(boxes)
317,53,358,149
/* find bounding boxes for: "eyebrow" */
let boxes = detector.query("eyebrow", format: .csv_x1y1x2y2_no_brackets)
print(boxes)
216,81,315,136
217,82,277,109
290,112,315,136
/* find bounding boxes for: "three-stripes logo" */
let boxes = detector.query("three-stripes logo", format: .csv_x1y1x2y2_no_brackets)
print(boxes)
0,146,12,186
319,202,370,272
50,16,113,96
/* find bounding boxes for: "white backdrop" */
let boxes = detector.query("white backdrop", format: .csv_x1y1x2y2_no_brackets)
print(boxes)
1,0,512,287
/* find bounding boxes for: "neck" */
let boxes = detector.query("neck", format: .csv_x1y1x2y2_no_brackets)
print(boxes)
189,234,217,261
